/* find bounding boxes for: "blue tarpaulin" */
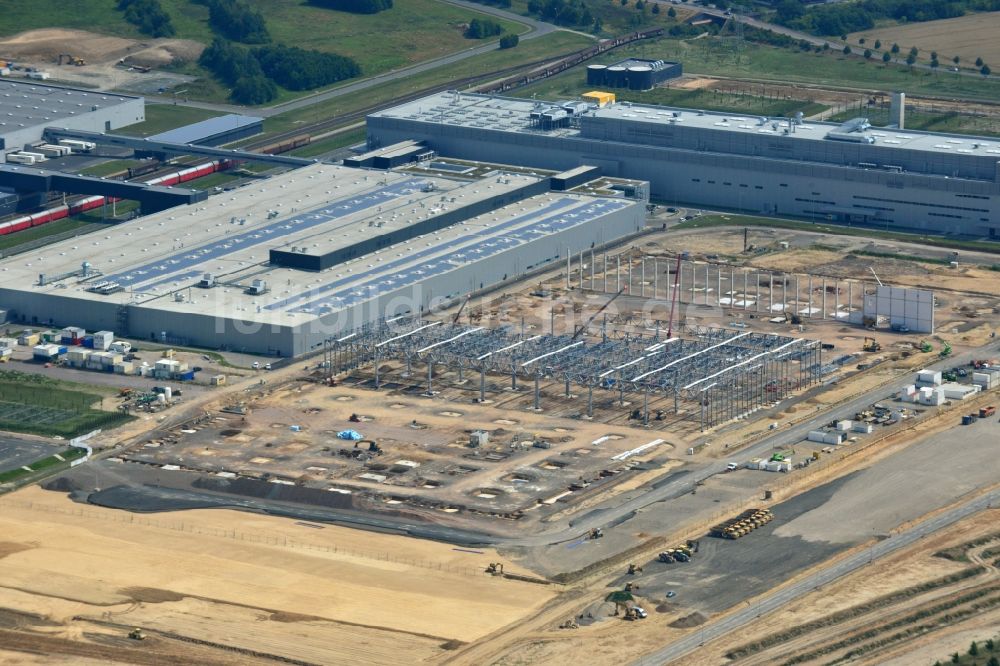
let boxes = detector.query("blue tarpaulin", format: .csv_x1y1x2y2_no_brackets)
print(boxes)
338,429,363,441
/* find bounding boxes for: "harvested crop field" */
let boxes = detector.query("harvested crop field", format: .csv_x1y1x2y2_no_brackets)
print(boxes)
0,486,555,665
850,13,1000,67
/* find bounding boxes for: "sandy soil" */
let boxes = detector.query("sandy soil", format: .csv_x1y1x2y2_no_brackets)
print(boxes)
0,29,202,90
850,13,1000,68
0,485,555,665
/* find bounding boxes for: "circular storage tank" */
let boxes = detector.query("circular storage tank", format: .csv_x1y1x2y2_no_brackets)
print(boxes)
628,66,653,90
606,66,627,88
586,64,608,86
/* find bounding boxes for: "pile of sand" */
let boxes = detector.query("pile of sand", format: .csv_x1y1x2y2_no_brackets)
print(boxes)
0,29,203,68
669,611,708,628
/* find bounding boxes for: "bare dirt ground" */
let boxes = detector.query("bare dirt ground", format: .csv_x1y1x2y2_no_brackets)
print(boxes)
0,29,201,90
850,13,1000,68
0,485,555,665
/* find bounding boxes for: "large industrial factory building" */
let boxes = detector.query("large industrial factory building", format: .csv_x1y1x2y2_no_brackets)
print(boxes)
0,80,143,158
0,162,647,356
367,92,1000,238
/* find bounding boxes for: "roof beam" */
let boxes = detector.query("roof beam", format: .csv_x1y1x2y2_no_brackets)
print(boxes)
417,327,484,353
520,341,584,368
630,332,751,382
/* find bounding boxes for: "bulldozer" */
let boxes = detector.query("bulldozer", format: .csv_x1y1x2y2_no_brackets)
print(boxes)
918,340,933,353
939,342,953,358
128,627,146,640
863,337,881,352
626,563,643,575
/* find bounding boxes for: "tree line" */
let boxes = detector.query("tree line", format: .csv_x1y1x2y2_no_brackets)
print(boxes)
204,0,271,44
118,0,175,38
309,0,394,14
526,0,595,29
199,39,362,104
773,0,1000,37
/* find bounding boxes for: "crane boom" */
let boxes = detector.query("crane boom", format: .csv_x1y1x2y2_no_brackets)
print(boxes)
572,287,625,340
667,254,683,339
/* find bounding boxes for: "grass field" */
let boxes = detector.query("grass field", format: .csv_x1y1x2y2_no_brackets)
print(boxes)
0,447,87,484
674,214,1000,255
592,36,1000,102
518,70,828,116
78,159,143,177
118,105,225,138
0,219,99,253
849,13,1000,70
287,128,368,157
0,379,129,439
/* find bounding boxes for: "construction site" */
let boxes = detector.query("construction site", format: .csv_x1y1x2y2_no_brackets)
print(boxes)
0,106,998,665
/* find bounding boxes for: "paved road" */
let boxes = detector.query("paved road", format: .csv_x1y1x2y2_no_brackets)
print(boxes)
498,338,1000,547
633,485,1000,665
144,2,576,118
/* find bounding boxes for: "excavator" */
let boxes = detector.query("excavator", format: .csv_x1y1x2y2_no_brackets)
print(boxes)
862,337,881,352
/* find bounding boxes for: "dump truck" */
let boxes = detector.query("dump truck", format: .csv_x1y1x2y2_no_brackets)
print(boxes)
980,406,996,418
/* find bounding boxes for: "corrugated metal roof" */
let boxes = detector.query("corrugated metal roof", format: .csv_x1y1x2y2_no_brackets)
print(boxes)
149,114,262,144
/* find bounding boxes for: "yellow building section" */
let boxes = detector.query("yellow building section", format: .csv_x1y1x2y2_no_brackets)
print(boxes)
582,91,615,107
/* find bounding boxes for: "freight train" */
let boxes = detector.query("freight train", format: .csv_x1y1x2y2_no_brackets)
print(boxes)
0,159,232,237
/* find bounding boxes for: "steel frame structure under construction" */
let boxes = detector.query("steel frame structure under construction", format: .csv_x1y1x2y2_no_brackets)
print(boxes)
324,316,822,430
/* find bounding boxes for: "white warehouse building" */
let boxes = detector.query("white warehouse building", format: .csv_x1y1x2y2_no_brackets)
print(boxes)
0,162,647,356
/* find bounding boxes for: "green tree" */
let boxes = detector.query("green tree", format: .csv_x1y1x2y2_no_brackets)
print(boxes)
498,33,519,49
953,653,961,664
668,5,677,16
891,42,900,54
874,39,881,49
858,37,866,45
309,0,393,14
982,64,992,76
635,0,645,9
930,56,938,69
909,45,918,57
986,638,996,651
906,53,917,66
882,51,891,63
465,18,503,38
976,56,984,66
971,642,980,656
987,656,1000,666
931,50,937,59
864,48,873,59
842,44,851,55
953,55,961,65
